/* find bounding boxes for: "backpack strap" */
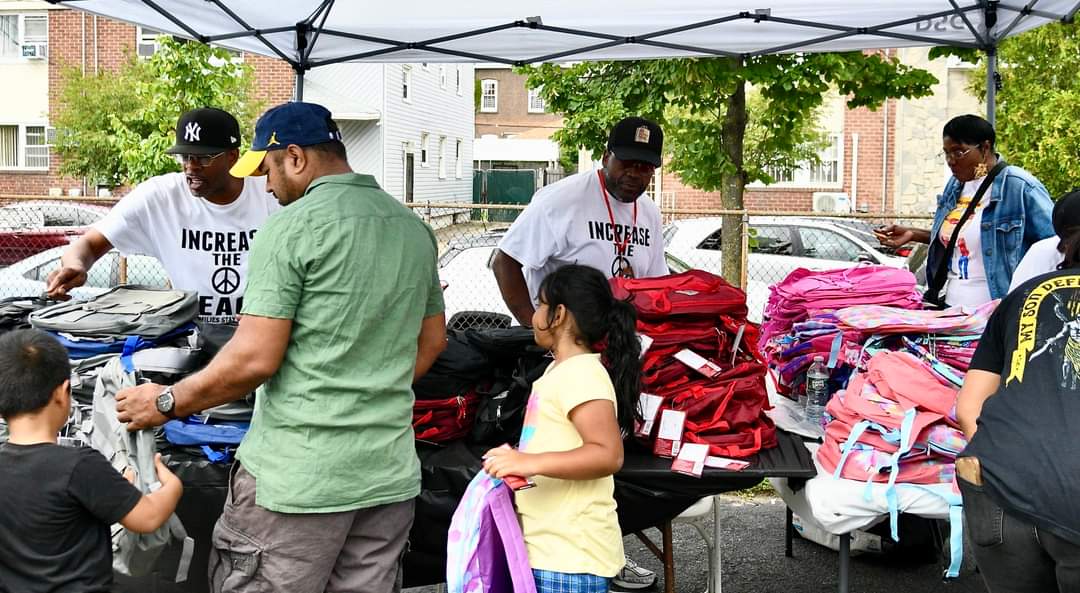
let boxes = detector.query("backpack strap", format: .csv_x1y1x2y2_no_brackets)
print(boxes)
924,160,1008,307
901,483,965,578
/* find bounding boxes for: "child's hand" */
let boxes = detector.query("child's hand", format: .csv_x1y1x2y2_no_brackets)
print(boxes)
152,453,179,487
122,466,136,485
482,446,538,479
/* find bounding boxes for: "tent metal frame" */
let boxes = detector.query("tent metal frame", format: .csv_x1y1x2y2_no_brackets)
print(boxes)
46,0,1080,121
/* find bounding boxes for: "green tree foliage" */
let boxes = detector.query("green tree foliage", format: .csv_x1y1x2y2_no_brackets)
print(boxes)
54,37,263,186
522,54,937,282
934,22,1080,197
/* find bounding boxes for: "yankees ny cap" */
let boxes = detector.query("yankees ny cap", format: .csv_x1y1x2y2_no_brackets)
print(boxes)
607,116,664,167
165,108,243,155
230,102,343,178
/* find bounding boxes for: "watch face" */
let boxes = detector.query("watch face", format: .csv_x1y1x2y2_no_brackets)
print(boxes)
156,391,174,414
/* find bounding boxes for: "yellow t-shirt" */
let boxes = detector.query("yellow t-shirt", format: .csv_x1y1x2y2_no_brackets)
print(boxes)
515,353,624,577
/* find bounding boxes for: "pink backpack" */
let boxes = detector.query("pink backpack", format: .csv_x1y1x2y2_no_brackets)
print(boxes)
761,266,922,345
816,352,962,488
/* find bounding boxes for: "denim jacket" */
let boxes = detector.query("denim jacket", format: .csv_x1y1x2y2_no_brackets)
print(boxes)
927,164,1054,301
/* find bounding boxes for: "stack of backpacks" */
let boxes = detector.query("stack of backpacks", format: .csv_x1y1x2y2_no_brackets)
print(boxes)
612,270,777,458
412,327,549,447
760,265,923,347
759,265,1000,579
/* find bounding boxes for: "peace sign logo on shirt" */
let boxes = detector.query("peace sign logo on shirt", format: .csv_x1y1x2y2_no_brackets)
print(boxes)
611,255,635,279
212,267,241,295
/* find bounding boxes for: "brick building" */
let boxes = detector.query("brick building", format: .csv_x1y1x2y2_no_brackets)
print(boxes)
473,66,561,172
658,48,980,215
476,49,979,215
0,1,293,197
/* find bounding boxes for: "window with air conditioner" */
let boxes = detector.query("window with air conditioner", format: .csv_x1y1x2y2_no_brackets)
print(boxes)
480,79,498,113
2,13,48,60
0,124,50,170
136,26,164,58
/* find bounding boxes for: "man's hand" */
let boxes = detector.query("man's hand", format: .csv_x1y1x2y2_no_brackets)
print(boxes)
116,382,169,431
45,265,87,300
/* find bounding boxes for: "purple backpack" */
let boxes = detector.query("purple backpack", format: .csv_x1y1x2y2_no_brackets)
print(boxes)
447,471,537,593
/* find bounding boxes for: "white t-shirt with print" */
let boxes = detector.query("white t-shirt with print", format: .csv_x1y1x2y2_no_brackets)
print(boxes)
498,169,667,304
940,177,992,307
95,173,280,323
1008,236,1064,292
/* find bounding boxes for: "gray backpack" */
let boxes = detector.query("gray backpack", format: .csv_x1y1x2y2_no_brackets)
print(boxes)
90,356,194,581
30,286,197,339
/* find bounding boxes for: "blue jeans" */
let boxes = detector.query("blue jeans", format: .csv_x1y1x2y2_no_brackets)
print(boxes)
959,476,1080,592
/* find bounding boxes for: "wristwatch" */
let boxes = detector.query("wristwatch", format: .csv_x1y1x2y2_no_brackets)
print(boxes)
155,385,178,419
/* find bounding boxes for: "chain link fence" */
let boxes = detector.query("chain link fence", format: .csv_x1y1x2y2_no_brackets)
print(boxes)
0,195,933,328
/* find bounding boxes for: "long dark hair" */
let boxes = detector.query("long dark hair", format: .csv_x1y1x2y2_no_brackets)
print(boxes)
537,264,642,432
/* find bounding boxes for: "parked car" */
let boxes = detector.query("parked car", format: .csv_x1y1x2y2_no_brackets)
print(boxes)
0,201,110,266
438,229,770,325
664,216,908,283
664,216,908,320
0,246,170,300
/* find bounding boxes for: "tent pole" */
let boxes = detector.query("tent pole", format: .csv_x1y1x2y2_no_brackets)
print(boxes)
294,68,305,101
984,0,999,125
985,48,996,126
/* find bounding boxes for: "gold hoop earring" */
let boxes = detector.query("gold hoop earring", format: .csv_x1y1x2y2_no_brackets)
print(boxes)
974,162,989,178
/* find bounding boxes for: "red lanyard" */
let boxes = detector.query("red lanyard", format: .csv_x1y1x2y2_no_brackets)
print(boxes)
597,170,637,256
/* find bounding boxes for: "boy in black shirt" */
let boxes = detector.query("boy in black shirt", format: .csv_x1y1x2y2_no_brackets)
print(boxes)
0,329,183,593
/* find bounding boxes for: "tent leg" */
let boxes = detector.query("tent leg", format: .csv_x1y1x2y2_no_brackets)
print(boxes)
294,69,305,101
985,47,997,126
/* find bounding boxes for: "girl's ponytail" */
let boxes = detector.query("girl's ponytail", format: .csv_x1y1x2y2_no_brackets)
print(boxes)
536,264,643,434
604,299,643,434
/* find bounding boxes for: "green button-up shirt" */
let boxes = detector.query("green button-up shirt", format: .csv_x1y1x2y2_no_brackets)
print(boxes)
237,173,443,513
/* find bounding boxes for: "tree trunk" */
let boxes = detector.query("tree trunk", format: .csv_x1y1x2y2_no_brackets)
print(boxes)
720,62,748,288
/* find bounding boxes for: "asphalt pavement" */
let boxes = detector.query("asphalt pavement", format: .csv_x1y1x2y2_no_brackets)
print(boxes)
411,493,988,593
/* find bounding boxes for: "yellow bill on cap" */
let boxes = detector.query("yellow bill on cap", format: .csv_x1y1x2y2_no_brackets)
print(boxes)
229,149,268,178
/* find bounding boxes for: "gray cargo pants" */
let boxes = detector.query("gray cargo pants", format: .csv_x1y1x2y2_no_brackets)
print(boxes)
208,463,414,593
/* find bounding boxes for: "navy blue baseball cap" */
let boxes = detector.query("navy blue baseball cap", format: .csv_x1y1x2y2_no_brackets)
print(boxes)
230,101,343,177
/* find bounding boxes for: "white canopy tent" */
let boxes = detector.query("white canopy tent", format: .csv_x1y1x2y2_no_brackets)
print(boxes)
45,0,1080,122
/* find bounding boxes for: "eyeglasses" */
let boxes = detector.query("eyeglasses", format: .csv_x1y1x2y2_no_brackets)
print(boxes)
940,147,976,162
174,152,226,167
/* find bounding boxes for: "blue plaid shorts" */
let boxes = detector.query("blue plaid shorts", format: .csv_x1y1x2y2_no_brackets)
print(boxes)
532,569,610,593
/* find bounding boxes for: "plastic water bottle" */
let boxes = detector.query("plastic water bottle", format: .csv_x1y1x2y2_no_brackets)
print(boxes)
804,356,830,429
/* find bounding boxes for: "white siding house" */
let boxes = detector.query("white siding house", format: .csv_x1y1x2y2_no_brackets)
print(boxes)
303,62,474,205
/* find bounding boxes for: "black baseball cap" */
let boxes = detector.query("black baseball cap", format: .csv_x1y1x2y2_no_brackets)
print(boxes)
165,108,242,155
607,116,663,167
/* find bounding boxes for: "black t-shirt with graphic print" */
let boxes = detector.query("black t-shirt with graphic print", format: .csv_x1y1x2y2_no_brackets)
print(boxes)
965,269,1080,544
0,443,142,593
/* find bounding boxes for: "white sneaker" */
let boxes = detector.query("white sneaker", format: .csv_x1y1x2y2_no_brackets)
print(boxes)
611,555,657,590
